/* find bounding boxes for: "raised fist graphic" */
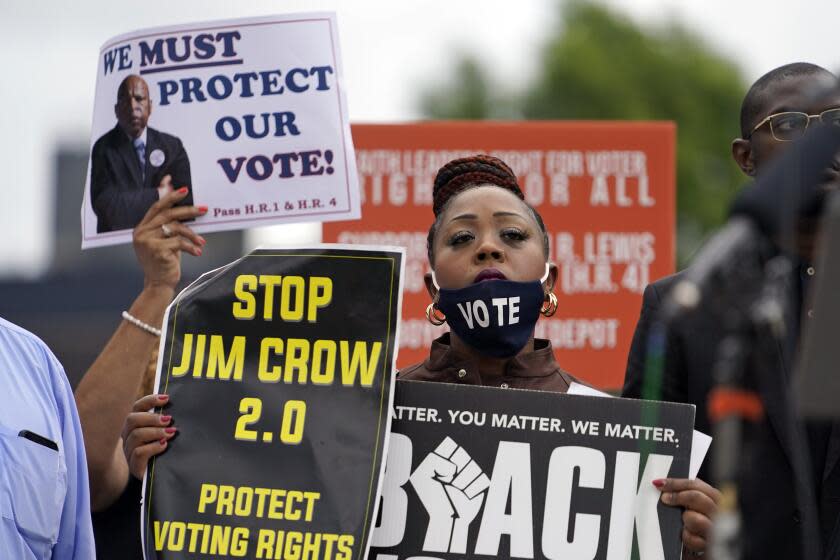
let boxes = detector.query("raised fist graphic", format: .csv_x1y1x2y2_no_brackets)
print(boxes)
409,436,491,553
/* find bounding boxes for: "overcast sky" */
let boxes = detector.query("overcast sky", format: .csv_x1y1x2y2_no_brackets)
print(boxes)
1,0,837,277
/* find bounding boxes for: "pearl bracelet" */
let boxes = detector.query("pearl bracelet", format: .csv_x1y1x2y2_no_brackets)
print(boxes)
122,311,162,337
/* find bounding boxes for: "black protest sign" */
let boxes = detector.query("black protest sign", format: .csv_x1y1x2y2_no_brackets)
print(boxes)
142,246,404,560
371,380,695,560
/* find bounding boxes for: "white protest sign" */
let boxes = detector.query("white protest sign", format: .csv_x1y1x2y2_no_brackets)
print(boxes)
374,381,697,559
81,13,359,248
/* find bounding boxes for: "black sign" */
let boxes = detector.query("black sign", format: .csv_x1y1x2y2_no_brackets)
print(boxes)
142,247,404,560
371,380,695,560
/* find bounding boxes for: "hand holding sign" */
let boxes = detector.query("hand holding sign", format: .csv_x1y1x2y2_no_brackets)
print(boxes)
410,436,491,554
132,187,207,290
655,477,721,556
121,393,175,479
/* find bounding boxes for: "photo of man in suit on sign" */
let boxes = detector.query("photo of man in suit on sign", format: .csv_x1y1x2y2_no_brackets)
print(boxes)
90,74,193,233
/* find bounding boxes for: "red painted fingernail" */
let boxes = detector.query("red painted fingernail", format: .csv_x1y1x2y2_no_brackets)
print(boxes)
159,438,168,446
164,427,177,435
160,415,172,423
198,236,207,246
196,248,203,256
197,205,208,214
158,394,169,401
178,187,188,194
652,479,665,488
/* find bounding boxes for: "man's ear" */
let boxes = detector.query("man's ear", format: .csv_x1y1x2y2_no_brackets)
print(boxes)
545,263,559,293
424,271,437,302
732,138,756,177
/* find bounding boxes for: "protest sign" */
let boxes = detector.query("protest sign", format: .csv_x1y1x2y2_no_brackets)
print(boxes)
82,14,359,247
371,380,694,560
142,246,404,560
323,122,676,389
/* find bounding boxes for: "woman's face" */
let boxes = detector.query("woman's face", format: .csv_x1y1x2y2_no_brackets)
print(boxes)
430,186,549,291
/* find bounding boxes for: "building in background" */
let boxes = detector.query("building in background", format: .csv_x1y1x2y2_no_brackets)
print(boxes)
0,146,244,386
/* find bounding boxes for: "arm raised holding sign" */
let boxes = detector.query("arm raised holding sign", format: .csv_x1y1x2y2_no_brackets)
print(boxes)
75,188,207,513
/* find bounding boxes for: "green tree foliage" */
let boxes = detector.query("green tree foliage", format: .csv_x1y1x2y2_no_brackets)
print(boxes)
420,0,748,264
420,57,494,120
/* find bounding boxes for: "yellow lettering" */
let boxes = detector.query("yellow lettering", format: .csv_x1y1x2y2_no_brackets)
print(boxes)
283,339,309,384
268,489,288,519
307,277,333,322
284,490,303,521
234,486,253,516
209,524,231,555
280,276,305,321
303,492,320,521
172,334,193,377
258,338,284,383
153,519,250,556
217,485,235,516
321,534,339,558
231,527,249,557
187,523,204,553
280,400,306,445
336,534,354,560
310,339,336,385
302,531,321,559
192,334,206,378
194,485,321,526
254,487,272,517
234,398,262,442
167,521,186,551
274,530,286,560
154,520,169,551
259,275,283,320
199,523,211,553
233,275,257,319
206,335,245,380
285,531,303,560
340,341,382,387
198,484,218,513
256,529,275,559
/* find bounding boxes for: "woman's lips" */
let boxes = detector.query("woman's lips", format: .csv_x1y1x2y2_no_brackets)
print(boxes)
474,268,507,283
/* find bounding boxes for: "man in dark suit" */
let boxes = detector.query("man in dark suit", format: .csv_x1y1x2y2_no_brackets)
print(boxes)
90,74,193,233
623,63,840,559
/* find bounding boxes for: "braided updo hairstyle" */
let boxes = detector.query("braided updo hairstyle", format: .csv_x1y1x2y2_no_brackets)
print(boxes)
427,154,550,266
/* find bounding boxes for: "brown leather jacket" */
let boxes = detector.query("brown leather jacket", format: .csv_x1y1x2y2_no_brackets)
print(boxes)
398,333,580,392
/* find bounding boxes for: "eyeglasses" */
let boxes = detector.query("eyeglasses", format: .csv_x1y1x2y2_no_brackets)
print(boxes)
748,108,840,141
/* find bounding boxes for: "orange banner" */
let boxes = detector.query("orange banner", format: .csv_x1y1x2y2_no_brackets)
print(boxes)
324,122,675,389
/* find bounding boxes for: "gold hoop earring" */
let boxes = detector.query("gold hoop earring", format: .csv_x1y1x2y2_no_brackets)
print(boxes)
425,303,446,326
541,292,558,317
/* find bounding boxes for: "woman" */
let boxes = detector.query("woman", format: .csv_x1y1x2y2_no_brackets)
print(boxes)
123,155,719,556
74,186,206,559
399,155,719,557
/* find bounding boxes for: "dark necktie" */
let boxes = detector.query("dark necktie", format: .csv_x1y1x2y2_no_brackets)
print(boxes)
133,138,146,181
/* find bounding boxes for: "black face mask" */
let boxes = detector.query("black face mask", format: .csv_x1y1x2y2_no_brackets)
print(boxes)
433,264,549,358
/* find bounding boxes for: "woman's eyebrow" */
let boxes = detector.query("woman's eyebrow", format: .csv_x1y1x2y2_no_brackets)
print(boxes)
493,211,528,222
449,211,526,222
